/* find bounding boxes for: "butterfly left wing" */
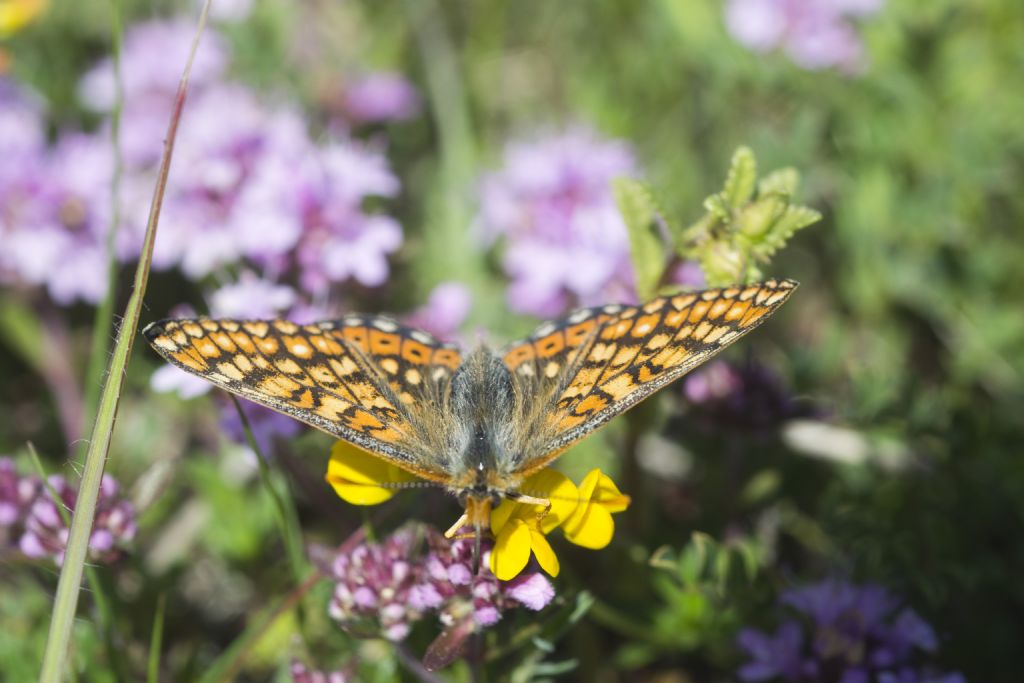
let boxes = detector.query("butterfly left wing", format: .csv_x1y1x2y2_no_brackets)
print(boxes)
143,317,461,482
503,279,799,475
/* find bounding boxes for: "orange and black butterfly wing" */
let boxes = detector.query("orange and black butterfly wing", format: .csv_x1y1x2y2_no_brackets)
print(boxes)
142,316,461,482
504,279,799,475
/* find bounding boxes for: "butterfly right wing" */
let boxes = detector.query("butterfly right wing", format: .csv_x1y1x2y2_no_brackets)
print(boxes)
503,279,798,475
144,317,460,482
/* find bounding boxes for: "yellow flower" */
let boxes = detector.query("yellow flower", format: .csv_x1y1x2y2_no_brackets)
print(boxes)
488,468,631,579
0,0,46,37
561,469,631,549
325,441,417,505
489,469,579,580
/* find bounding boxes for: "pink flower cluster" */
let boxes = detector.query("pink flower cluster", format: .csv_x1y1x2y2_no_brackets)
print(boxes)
477,128,640,317
0,457,136,566
725,0,884,72
328,525,554,642
1,18,419,309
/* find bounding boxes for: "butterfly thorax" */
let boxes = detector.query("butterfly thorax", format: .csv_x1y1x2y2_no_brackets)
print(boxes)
446,345,523,503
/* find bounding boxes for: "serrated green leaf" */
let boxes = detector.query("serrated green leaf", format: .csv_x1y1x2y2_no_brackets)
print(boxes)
737,196,787,239
702,193,731,221
723,146,757,208
614,177,665,300
697,241,746,287
758,167,799,197
752,204,822,260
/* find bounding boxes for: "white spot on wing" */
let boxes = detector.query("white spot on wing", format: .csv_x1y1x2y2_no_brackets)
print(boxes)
532,322,556,338
372,318,399,332
410,330,435,344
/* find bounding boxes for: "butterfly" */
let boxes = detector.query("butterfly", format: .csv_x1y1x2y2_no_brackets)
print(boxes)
143,279,797,533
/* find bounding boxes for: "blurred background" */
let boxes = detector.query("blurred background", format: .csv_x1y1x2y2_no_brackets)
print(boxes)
1,0,1022,681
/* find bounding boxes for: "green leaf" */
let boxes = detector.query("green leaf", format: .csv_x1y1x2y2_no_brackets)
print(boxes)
752,204,822,259
722,146,757,208
758,167,799,197
702,193,731,222
614,177,666,300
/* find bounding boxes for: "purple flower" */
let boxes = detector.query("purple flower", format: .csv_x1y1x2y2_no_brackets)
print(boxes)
79,19,231,166
329,527,423,641
79,18,228,111
0,458,39,535
327,525,555,643
2,131,116,304
683,360,807,434
406,282,473,342
118,84,311,275
218,397,304,457
293,141,403,294
207,271,297,318
290,661,349,683
19,473,136,566
737,621,810,682
477,128,639,316
737,579,964,683
724,0,883,72
342,73,421,124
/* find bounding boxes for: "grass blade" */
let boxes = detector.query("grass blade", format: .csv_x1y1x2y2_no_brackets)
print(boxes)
38,3,213,681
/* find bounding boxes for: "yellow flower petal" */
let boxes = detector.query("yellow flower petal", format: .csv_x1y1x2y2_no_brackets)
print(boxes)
529,527,560,577
520,468,578,533
490,497,518,534
490,518,532,580
593,471,630,512
561,469,630,549
325,441,416,505
563,500,615,549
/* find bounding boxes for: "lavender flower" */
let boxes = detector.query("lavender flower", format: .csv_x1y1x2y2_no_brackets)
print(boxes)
406,282,472,342
418,528,555,628
478,128,639,316
0,458,38,546
19,473,136,566
1,131,116,304
219,397,304,457
329,526,423,641
737,579,965,683
342,73,421,125
79,19,230,166
724,0,883,72
290,662,349,683
328,525,555,642
293,140,403,295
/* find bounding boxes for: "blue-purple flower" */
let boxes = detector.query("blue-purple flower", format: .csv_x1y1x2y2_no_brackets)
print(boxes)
478,128,639,316
725,0,883,72
737,579,965,683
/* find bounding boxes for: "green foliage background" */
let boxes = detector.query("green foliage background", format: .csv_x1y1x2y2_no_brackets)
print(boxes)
1,0,1022,680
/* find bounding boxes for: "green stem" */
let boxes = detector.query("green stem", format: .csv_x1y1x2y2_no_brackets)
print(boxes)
38,4,212,681
146,594,167,683
228,396,307,580
28,446,125,683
